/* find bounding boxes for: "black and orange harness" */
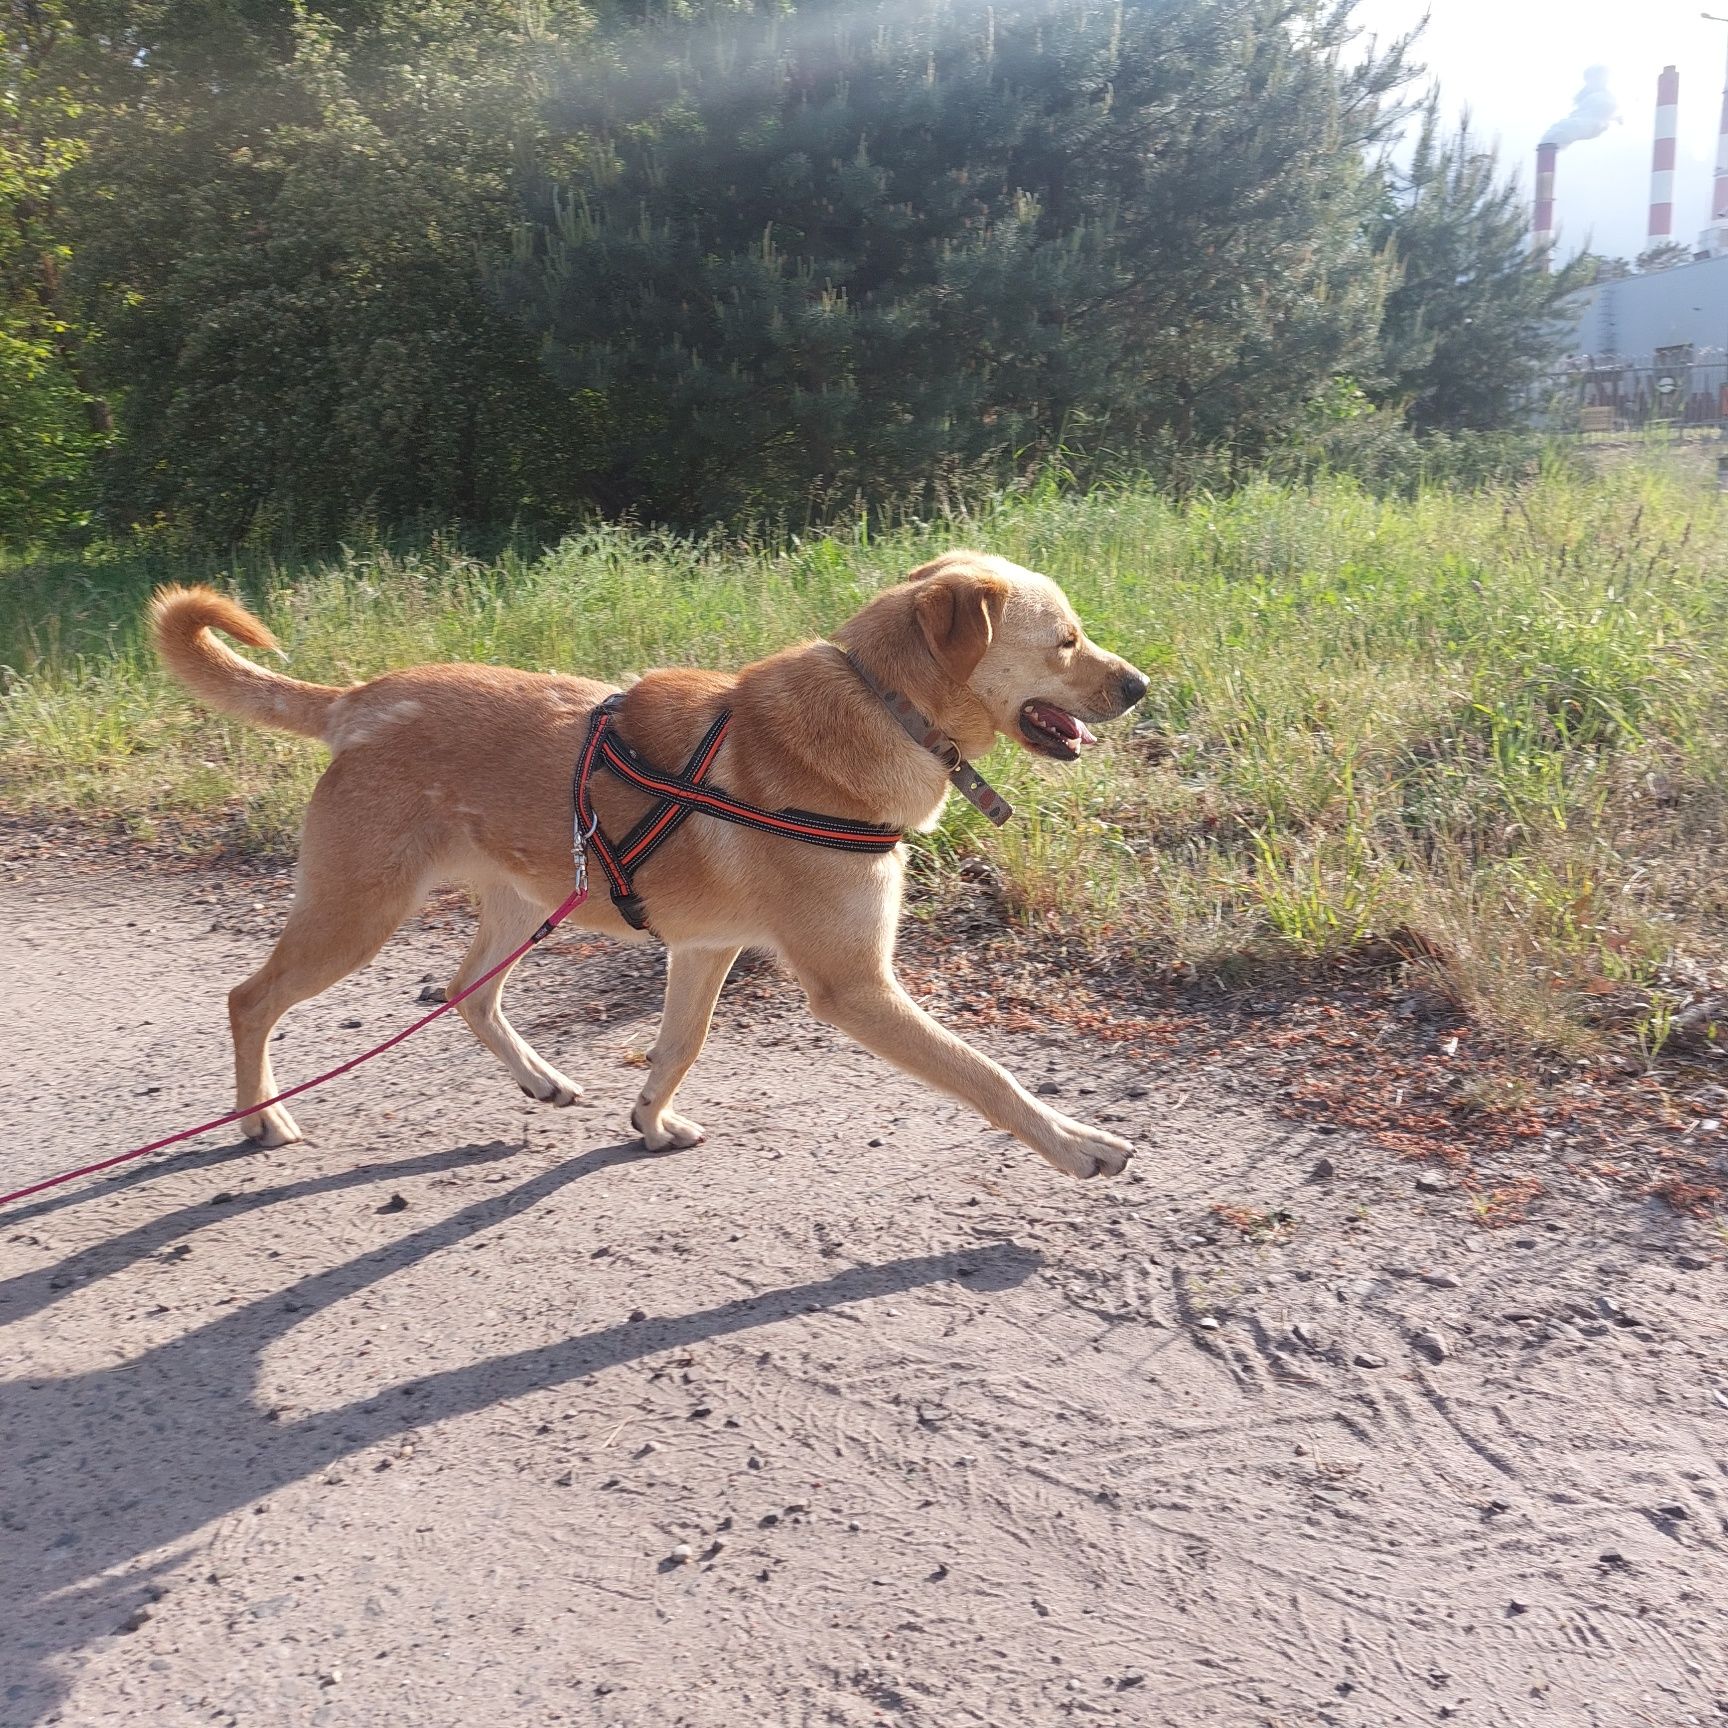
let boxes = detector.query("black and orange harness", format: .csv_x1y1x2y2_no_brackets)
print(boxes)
573,691,905,931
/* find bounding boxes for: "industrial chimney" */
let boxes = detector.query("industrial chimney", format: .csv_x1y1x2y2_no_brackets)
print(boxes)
1649,66,1679,243
1533,142,1559,254
1531,67,1616,262
1708,34,1728,253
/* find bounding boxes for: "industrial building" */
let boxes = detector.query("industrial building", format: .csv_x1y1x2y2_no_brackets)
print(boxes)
1564,254,1728,362
1538,46,1728,428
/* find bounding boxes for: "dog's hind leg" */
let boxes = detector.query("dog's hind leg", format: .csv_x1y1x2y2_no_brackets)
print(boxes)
229,866,423,1147
449,884,583,1107
631,944,740,1151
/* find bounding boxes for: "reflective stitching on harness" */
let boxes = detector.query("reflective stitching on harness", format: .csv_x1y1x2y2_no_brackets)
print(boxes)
573,694,903,932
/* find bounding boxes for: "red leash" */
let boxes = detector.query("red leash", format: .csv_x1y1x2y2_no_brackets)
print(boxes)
0,883,590,1212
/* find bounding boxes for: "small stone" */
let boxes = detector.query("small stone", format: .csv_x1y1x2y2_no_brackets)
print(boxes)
340,1017,363,1030
1035,1080,1062,1096
1353,1353,1387,1369
1506,1599,1529,1616
1677,1253,1710,1271
1196,1316,1220,1331
1655,1502,1689,1521
668,1543,693,1565
628,1308,648,1323
375,1194,408,1215
1125,1084,1149,1100
1415,1173,1452,1194
207,1191,236,1206
415,984,446,1004
1411,1329,1448,1363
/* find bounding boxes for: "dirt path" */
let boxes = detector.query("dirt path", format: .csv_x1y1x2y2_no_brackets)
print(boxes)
3,857,1726,1728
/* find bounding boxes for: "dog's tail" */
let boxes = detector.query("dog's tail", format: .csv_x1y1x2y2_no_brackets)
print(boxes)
150,586,341,741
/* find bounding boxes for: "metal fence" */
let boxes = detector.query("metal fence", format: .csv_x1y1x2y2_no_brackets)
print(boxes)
1533,357,1728,433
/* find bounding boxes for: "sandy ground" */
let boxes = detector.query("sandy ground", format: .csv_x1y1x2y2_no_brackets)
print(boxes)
3,855,1727,1728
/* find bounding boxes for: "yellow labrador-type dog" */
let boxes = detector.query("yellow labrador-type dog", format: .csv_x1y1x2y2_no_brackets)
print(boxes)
152,553,1149,1180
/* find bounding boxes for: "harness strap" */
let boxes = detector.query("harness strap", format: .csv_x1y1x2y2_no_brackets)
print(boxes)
574,693,902,933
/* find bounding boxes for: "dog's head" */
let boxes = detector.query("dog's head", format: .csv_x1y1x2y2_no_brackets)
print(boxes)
843,551,1148,762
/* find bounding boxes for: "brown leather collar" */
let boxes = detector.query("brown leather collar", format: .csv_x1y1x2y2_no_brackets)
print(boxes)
831,646,1014,828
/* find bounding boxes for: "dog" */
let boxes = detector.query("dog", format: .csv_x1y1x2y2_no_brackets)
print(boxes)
151,552,1149,1179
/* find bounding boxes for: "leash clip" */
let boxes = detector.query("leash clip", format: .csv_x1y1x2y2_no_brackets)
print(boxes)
573,805,600,892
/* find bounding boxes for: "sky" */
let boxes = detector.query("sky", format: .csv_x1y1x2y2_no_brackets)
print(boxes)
1350,0,1728,261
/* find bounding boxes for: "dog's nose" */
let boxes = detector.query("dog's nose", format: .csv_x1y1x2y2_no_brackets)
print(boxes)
1118,668,1150,708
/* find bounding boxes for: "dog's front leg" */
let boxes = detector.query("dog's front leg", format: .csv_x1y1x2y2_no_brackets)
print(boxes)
790,946,1134,1180
631,944,742,1151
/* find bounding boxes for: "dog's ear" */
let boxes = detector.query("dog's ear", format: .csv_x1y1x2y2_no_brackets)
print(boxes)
913,571,1008,685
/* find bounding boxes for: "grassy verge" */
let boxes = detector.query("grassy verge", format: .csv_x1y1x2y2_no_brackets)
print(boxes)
4,455,1726,1064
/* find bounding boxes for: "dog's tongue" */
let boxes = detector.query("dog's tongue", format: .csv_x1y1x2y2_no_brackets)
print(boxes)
1027,701,1096,746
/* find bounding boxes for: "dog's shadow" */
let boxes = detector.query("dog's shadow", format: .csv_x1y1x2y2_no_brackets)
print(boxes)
0,1140,1036,1725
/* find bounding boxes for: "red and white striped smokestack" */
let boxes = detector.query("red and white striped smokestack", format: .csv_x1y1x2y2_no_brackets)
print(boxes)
1533,141,1559,258
1649,66,1679,242
1534,66,1617,263
1714,35,1728,232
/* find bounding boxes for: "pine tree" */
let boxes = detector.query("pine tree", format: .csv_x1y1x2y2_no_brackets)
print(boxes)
1375,101,1590,432
1635,241,1689,275
508,0,1414,526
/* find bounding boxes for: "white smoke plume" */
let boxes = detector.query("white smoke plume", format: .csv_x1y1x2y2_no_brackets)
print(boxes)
1541,66,1617,149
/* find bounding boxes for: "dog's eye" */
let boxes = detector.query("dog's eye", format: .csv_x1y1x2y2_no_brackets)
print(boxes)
1059,633,1079,651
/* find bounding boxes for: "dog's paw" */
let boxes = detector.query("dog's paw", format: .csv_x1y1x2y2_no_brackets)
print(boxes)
518,1067,583,1108
1034,1116,1134,1181
632,1100,706,1153
242,1105,303,1149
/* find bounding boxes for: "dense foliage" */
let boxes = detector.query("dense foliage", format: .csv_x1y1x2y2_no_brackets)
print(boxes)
1,0,1579,545
502,0,1409,523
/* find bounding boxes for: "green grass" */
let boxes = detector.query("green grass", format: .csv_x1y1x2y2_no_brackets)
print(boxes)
4,454,1726,1055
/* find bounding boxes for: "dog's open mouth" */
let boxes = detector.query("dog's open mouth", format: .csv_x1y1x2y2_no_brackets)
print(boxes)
1018,699,1098,761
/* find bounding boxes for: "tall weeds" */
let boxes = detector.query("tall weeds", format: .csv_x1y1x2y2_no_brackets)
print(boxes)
4,454,1724,1051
